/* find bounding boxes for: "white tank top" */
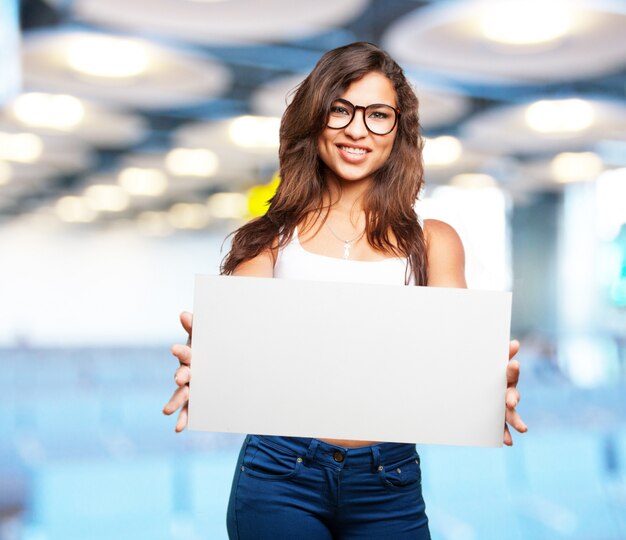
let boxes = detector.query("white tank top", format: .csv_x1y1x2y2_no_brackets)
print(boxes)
273,228,411,285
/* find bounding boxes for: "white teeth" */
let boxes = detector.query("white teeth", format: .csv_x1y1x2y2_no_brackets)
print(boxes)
339,145,366,155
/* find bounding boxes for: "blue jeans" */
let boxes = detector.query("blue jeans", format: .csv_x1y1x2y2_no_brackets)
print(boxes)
226,435,430,539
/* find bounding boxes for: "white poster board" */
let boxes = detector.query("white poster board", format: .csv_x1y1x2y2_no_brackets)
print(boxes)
188,275,511,448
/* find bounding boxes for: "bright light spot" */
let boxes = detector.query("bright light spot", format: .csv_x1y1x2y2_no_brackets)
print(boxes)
118,167,168,196
423,136,462,167
525,99,594,134
559,335,620,388
451,173,496,189
596,168,626,241
13,93,84,130
550,152,603,183
165,148,219,177
480,0,571,45
229,116,280,148
84,184,130,212
66,35,150,78
137,211,174,237
0,132,43,163
168,203,210,229
0,161,12,185
55,196,98,223
207,192,248,219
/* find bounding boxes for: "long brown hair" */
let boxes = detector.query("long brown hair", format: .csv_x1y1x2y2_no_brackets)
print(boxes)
221,42,427,285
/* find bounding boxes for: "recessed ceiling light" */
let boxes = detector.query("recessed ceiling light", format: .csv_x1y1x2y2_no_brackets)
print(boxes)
84,184,130,212
229,116,280,148
118,167,168,196
66,35,150,78
207,192,248,219
0,132,43,163
56,196,98,223
168,203,210,229
480,0,571,46
165,148,219,177
423,136,462,167
525,99,595,134
13,92,84,130
550,152,603,183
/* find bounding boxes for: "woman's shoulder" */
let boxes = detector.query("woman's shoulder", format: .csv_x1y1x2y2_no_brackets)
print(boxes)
232,240,280,278
423,219,466,287
423,218,461,244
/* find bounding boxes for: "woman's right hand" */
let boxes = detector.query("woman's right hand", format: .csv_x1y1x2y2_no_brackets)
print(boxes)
163,311,193,432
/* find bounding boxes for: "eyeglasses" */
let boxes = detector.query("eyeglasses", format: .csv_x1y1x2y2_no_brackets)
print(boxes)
326,98,400,136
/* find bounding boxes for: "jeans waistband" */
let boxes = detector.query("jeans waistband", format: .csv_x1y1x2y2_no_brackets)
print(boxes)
254,435,417,471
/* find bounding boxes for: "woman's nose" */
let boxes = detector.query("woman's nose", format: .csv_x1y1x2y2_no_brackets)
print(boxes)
344,109,368,138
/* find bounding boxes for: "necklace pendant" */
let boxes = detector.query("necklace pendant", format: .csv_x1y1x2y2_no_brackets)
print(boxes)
343,241,350,259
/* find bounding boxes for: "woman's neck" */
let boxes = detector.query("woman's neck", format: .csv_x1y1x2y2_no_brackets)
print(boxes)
323,172,372,224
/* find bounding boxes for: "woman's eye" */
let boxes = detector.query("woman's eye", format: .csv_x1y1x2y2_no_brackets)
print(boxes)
331,106,350,115
369,111,389,119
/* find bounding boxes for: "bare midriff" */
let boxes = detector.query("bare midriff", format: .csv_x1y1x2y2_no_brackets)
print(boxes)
320,438,380,448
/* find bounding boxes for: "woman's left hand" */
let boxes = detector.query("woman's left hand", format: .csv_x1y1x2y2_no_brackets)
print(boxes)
504,339,528,446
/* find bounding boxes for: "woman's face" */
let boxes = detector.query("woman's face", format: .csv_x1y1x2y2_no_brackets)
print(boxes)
318,71,398,185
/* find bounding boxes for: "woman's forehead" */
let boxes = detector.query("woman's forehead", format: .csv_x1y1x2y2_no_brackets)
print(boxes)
339,72,397,106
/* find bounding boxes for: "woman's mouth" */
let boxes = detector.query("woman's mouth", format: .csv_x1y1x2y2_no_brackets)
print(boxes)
339,145,367,155
337,144,370,162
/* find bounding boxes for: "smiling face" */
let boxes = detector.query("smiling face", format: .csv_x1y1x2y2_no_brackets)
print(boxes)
318,71,398,186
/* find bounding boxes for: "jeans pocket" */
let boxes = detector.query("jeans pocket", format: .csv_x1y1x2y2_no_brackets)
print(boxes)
241,436,303,481
379,452,422,490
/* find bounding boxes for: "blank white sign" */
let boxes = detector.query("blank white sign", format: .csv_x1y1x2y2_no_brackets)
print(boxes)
188,275,512,448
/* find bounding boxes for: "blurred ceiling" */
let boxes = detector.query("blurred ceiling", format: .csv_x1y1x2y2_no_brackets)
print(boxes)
1,0,625,233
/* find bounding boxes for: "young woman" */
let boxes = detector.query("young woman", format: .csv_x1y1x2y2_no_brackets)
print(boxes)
163,42,527,539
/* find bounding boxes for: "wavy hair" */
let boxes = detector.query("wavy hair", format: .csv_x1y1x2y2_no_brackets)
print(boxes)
221,42,427,285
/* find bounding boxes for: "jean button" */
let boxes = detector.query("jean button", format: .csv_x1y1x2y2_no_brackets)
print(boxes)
333,451,344,463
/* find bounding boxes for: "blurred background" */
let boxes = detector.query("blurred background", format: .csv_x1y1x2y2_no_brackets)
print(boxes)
1,0,625,538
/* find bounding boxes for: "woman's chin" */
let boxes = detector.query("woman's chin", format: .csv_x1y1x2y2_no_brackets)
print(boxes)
326,168,374,185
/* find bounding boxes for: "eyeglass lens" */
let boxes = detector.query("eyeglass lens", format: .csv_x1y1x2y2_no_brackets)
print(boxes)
327,99,397,135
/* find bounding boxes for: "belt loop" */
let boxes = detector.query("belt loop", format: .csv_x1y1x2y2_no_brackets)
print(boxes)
370,446,382,472
304,438,319,464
